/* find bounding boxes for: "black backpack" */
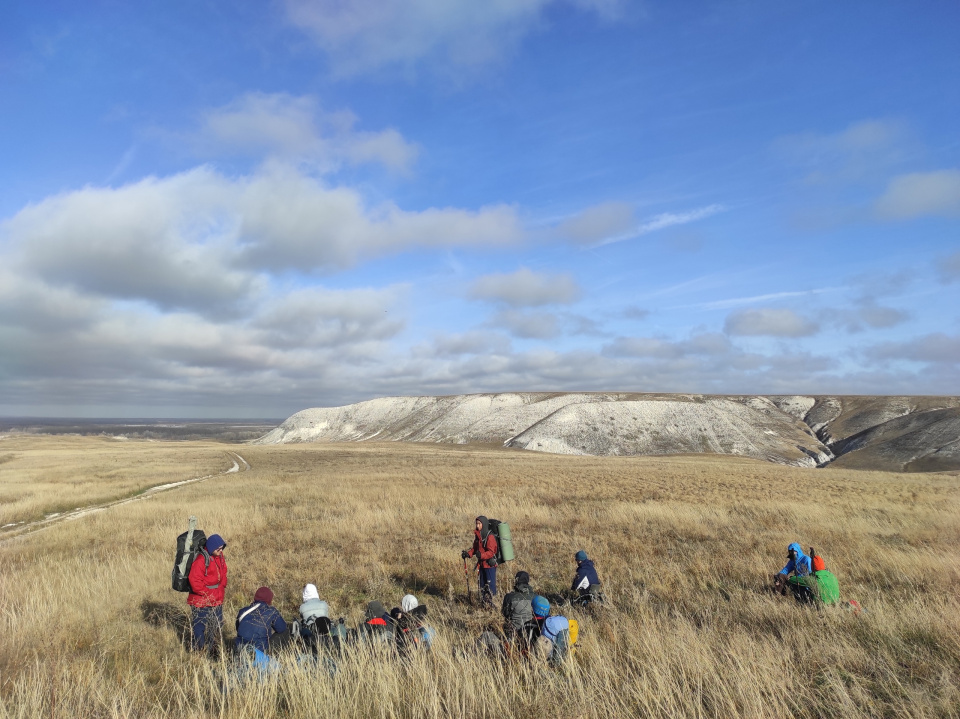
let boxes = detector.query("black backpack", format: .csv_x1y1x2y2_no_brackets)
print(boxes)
172,516,207,592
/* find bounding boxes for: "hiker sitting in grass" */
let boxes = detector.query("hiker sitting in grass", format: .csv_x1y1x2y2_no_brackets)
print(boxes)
462,515,498,605
774,542,814,602
236,586,288,654
570,550,604,606
779,547,841,606
359,600,393,646
523,594,551,646
393,594,432,654
502,571,535,642
297,584,334,649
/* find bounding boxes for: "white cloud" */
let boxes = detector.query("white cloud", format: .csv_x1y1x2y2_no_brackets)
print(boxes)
5,168,259,316
490,309,561,339
2,165,524,297
283,0,626,75
469,267,581,307
251,286,407,349
867,333,960,364
603,332,732,359
197,92,419,172
428,331,512,357
774,118,911,184
875,169,960,219
558,201,634,244
724,308,820,337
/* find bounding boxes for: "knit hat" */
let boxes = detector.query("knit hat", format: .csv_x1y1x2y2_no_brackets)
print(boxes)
254,586,274,605
206,534,226,552
532,595,550,618
514,571,530,586
365,600,387,621
302,583,320,602
575,550,588,562
401,594,419,613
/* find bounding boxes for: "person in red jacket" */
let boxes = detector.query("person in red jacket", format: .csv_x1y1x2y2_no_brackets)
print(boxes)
188,533,227,652
462,516,498,606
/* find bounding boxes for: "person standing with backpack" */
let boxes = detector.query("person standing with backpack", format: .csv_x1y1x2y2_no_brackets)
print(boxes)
187,533,227,652
462,516,498,606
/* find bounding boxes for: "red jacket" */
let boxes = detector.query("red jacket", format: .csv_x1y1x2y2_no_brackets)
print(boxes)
187,552,227,607
467,530,498,569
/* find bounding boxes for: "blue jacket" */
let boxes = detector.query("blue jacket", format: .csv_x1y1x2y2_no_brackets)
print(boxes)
571,559,600,592
779,542,812,577
235,602,287,653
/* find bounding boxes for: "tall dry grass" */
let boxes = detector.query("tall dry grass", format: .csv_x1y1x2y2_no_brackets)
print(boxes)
0,436,237,526
0,439,958,718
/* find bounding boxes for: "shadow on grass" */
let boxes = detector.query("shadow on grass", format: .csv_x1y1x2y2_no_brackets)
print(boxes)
390,572,446,598
140,599,192,648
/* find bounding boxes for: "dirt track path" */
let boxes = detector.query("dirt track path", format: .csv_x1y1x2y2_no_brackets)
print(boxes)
0,451,250,545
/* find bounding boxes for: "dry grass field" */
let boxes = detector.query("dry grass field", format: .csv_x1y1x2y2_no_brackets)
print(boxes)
0,437,958,718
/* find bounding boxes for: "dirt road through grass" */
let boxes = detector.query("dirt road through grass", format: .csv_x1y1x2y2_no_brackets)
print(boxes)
0,450,249,544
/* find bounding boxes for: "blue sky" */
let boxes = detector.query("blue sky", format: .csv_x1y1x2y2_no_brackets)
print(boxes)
1,0,959,417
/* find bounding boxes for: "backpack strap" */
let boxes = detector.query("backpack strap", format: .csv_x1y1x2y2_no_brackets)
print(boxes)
200,549,222,589
238,603,261,623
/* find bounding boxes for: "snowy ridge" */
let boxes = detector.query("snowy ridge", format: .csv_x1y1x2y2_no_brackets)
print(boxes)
255,392,960,470
255,392,835,467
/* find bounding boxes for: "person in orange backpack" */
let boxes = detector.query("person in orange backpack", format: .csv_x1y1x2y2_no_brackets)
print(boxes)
187,533,227,651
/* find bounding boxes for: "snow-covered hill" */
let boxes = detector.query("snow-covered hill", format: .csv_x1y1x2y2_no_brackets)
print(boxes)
254,392,960,470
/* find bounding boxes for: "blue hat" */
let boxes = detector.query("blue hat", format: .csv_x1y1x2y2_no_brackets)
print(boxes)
532,595,550,618
206,534,226,552
575,550,588,562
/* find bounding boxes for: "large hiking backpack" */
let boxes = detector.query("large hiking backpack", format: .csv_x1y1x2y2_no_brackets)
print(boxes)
540,615,578,664
172,516,207,592
487,518,515,564
504,590,534,631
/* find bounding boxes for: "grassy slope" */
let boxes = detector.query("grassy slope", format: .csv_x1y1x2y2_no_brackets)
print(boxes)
0,439,957,718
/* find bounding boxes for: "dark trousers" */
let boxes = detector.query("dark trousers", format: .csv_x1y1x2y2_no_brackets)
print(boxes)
191,606,223,650
479,567,497,601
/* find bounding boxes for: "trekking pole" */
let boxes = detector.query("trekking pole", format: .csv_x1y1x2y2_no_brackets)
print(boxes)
463,558,472,606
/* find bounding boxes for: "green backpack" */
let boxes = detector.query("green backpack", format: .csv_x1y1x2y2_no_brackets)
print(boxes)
812,570,840,605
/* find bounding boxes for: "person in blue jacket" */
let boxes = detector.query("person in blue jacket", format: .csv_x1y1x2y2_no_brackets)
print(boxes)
236,586,288,653
570,550,603,605
774,543,814,602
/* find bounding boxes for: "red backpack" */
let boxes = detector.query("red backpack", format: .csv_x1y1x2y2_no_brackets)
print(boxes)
810,547,826,572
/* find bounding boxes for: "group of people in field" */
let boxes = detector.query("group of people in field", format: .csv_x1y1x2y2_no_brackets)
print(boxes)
185,538,433,665
182,517,843,671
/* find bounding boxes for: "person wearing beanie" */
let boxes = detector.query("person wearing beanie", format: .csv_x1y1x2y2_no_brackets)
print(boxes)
461,515,499,605
187,533,228,652
236,586,288,654
501,570,536,641
570,550,602,606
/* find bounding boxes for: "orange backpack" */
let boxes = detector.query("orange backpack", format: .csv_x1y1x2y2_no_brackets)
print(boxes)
810,547,826,572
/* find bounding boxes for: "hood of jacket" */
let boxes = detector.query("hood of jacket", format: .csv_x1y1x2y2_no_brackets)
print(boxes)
401,594,419,613
787,542,806,559
302,583,320,602
475,515,489,539
365,600,387,622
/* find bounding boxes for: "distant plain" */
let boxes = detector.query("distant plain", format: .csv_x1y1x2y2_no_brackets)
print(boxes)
0,436,957,718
